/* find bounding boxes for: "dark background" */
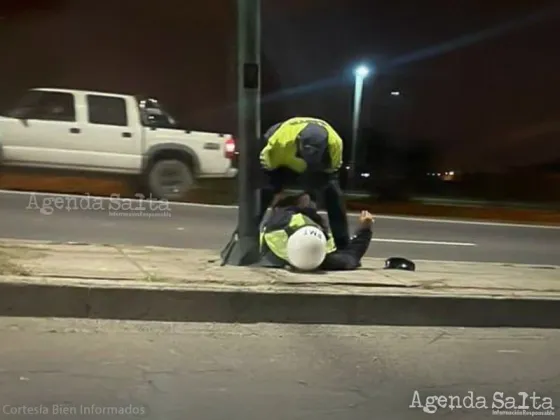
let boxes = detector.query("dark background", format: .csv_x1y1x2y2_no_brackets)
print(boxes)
1,0,559,201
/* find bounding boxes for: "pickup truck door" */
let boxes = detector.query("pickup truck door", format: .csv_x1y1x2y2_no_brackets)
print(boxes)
1,90,79,168
74,94,141,173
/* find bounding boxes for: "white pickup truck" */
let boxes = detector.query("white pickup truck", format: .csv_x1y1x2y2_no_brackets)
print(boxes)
0,88,238,200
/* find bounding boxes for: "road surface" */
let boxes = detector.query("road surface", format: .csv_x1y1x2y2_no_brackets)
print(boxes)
0,318,558,419
0,190,559,265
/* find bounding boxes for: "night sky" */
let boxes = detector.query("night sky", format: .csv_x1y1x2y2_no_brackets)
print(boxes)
1,0,559,171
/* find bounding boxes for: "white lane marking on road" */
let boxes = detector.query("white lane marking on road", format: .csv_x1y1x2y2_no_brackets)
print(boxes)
497,350,522,354
1,189,558,229
371,238,476,246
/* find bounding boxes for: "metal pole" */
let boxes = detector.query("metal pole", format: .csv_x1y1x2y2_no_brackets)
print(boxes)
221,0,261,266
349,75,364,190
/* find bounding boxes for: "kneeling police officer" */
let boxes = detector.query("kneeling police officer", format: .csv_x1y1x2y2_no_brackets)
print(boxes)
259,117,350,250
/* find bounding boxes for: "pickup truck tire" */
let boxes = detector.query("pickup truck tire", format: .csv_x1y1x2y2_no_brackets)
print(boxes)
147,158,194,201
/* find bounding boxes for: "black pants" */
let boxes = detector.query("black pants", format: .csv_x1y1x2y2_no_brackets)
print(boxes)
321,227,372,271
258,168,350,249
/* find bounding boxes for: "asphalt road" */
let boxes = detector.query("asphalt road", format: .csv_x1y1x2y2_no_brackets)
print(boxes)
0,318,558,419
0,190,559,265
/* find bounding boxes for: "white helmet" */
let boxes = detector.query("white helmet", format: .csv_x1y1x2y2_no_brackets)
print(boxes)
287,226,327,271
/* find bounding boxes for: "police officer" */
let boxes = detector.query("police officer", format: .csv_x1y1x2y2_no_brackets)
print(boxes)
259,117,350,249
259,193,373,271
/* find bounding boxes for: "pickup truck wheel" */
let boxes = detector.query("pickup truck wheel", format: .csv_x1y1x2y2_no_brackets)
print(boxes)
147,159,194,201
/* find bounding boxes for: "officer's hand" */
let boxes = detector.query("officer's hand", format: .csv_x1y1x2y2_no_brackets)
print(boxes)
358,210,375,228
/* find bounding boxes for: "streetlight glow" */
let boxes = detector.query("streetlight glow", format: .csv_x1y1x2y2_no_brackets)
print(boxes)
349,63,372,189
390,90,400,96
354,65,370,78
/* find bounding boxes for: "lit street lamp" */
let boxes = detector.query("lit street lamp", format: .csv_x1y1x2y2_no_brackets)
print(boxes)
355,65,370,79
349,64,372,189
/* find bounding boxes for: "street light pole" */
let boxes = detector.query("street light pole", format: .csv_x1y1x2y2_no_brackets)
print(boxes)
349,65,370,191
220,0,261,266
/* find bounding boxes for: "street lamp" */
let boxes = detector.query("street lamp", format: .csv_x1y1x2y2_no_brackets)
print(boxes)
349,64,372,189
355,65,370,79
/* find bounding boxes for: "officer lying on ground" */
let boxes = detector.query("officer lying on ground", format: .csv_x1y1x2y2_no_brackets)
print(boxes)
259,194,374,271
259,117,350,250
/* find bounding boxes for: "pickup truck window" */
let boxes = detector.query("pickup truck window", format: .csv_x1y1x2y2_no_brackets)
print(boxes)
8,91,76,122
5,90,42,118
86,95,128,127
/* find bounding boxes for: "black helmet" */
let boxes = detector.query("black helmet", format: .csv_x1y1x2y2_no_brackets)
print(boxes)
384,257,416,271
297,124,329,172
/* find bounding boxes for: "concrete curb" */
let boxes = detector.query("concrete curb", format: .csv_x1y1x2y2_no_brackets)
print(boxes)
1,278,559,328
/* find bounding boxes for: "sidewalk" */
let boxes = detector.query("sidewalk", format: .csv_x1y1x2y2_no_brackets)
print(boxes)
1,239,559,327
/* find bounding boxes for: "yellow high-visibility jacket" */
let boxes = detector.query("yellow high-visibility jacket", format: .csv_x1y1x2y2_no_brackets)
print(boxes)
259,117,343,174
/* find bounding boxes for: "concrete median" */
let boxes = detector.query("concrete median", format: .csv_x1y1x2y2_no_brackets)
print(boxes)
0,169,238,204
0,170,557,224
1,239,559,327
346,201,560,225
0,170,133,196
